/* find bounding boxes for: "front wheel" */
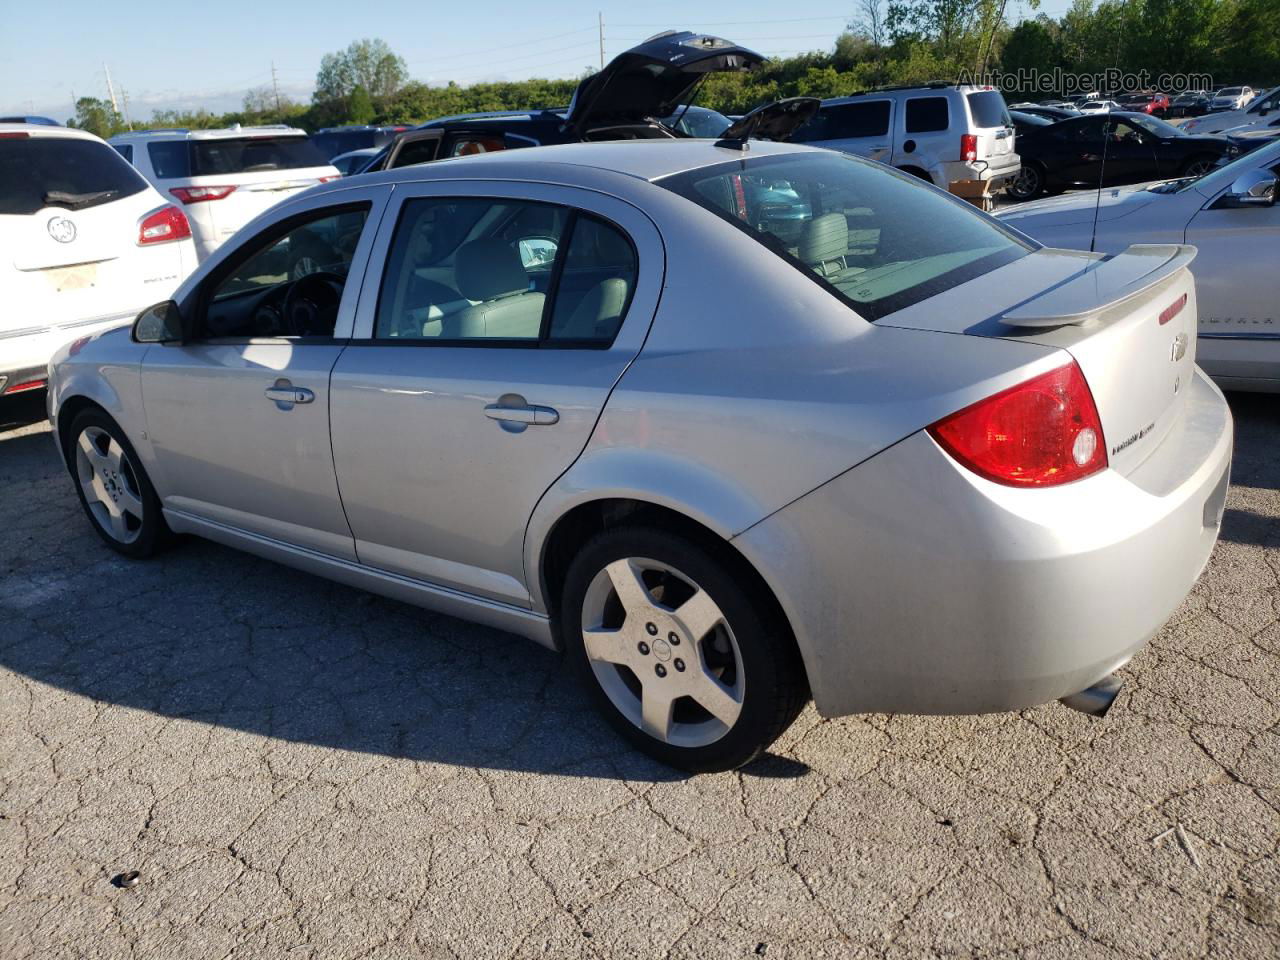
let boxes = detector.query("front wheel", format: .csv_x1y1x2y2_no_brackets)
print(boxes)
561,526,808,772
1180,155,1217,178
67,409,170,558
1007,163,1044,201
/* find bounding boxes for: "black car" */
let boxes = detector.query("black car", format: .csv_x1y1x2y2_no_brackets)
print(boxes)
1005,111,1236,200
1010,104,1081,122
355,31,763,174
1009,110,1056,138
1166,92,1211,118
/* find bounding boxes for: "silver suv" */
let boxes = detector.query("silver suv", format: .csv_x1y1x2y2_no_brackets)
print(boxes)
790,83,1020,190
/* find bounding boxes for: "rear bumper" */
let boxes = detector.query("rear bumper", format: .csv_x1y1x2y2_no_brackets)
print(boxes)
0,313,136,387
936,154,1021,188
735,367,1233,717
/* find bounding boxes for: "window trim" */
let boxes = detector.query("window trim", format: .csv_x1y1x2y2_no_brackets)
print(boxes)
187,200,374,344
368,195,639,350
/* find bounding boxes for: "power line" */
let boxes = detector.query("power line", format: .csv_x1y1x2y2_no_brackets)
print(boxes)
405,26,596,67
610,14,852,27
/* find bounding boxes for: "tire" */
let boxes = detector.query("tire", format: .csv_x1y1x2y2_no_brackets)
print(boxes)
1180,155,1217,178
66,408,170,559
560,526,808,772
1007,162,1044,201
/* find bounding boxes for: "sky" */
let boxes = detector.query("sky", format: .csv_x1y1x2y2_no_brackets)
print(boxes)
1,0,1079,121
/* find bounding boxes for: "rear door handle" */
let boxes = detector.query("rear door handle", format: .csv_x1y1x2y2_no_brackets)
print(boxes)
484,402,559,426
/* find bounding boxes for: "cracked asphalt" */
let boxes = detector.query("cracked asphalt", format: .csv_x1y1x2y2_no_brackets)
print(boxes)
1,389,1277,960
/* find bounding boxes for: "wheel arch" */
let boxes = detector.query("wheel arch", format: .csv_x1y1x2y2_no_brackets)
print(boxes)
896,164,934,184
55,394,112,469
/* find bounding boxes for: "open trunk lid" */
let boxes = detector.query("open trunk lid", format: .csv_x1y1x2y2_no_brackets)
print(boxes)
879,244,1200,476
564,31,765,136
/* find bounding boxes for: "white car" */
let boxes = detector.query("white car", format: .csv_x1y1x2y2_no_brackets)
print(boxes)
997,140,1280,392
1184,86,1279,134
1208,86,1255,113
1077,100,1121,114
0,123,195,397
110,125,339,261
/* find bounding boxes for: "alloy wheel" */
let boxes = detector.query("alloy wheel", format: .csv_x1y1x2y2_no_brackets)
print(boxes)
580,557,744,748
1183,158,1215,177
1010,165,1040,200
74,426,144,544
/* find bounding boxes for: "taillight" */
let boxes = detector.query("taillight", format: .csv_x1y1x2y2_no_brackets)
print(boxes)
960,133,978,164
318,175,340,183
0,131,30,139
6,378,47,394
138,204,191,245
927,362,1107,487
169,185,236,204
1158,292,1187,325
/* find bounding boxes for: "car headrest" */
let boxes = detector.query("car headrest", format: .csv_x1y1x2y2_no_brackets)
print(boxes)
455,238,528,301
797,213,848,267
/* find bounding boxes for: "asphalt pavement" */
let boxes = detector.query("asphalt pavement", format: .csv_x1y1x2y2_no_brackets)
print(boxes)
1,388,1277,959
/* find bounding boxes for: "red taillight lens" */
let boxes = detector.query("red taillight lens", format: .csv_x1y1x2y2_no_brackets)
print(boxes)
0,131,31,139
318,175,340,183
169,185,236,204
960,133,978,164
6,378,47,394
138,204,192,245
927,362,1107,487
1158,292,1187,325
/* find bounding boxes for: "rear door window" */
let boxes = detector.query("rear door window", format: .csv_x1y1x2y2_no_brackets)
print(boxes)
0,136,149,215
966,91,1011,128
822,101,891,139
147,141,190,179
112,143,133,163
905,97,949,133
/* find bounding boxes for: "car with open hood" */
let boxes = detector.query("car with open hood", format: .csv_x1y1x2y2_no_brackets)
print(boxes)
355,32,766,174
998,139,1280,392
48,139,1231,770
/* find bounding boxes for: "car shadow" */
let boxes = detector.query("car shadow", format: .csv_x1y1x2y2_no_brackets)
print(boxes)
1225,391,1280,491
0,423,808,783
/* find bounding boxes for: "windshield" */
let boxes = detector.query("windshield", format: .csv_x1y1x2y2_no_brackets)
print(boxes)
663,106,732,138
0,136,148,215
1217,88,1243,97
1127,114,1184,138
657,152,1031,321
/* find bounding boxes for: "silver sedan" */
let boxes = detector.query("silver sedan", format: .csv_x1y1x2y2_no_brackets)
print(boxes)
48,141,1233,771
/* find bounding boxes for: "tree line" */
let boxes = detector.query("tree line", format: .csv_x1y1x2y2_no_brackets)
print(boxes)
68,1,1279,139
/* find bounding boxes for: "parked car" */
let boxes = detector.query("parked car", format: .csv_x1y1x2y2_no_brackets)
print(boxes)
1005,112,1235,201
311,125,406,161
0,115,59,126
1013,104,1081,122
1208,86,1255,112
329,147,380,176
48,139,1231,770
356,32,766,175
999,139,1280,391
109,125,339,261
788,83,1021,189
1167,91,1211,118
1077,100,1122,114
1223,118,1280,157
1183,85,1280,135
1116,92,1170,116
0,123,195,398
1009,110,1055,138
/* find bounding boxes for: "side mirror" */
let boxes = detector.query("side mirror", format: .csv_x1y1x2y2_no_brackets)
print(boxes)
1215,169,1278,208
132,300,185,343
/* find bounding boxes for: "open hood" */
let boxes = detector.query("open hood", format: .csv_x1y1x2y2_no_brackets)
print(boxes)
718,98,820,144
565,31,766,135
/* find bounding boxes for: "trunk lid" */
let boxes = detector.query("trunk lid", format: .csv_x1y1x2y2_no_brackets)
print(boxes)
564,31,765,135
966,89,1016,162
878,244,1200,476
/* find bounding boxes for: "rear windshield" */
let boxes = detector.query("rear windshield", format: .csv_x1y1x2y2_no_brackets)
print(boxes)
0,136,148,215
657,152,1031,321
966,91,1011,128
147,136,328,178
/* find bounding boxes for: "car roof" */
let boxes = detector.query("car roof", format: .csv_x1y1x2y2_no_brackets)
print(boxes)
340,138,814,191
110,124,308,141
0,122,102,141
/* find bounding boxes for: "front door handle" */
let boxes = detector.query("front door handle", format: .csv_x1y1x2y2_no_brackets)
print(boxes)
265,380,315,410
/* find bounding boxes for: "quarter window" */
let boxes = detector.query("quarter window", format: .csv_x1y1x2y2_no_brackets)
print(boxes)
905,97,949,133
146,141,189,179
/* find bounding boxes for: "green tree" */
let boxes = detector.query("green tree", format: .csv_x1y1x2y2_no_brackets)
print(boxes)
314,38,408,103
348,84,375,124
68,97,124,138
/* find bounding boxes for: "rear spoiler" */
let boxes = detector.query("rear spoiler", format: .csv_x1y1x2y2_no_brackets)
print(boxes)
1000,244,1197,328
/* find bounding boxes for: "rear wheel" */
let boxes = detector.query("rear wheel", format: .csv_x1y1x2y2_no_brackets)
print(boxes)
561,526,807,772
67,409,169,558
1007,162,1044,201
1180,155,1217,178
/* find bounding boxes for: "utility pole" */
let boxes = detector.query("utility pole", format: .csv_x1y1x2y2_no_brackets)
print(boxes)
271,61,282,112
103,62,119,114
598,12,605,70
120,88,133,129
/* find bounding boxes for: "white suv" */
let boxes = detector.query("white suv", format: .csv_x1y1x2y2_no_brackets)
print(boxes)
788,83,1020,190
0,123,195,397
110,125,339,261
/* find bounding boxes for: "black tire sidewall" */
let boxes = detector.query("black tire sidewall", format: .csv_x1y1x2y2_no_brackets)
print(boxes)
560,526,801,772
1010,164,1041,200
66,409,166,559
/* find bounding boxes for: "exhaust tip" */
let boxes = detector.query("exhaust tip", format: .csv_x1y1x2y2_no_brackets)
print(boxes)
1059,673,1123,718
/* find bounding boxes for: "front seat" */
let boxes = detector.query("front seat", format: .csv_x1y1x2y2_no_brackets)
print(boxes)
444,238,545,339
797,212,849,277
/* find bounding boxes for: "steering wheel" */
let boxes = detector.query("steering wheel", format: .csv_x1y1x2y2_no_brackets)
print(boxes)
282,271,345,337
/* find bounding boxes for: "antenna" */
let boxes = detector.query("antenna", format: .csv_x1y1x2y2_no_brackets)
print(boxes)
1088,112,1114,254
598,12,605,70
